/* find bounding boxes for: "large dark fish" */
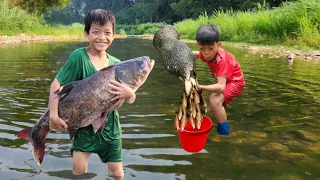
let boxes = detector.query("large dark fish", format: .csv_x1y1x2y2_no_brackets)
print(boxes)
153,25,179,51
153,25,196,94
153,25,207,130
16,56,155,165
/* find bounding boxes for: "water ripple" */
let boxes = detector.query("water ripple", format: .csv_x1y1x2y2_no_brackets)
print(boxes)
126,114,166,117
122,134,175,139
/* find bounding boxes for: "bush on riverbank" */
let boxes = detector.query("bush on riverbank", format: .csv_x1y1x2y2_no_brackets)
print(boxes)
0,0,40,35
0,0,83,36
175,0,320,48
0,0,155,37
1,0,319,49
117,23,162,35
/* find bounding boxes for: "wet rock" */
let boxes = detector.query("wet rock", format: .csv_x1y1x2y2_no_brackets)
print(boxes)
275,175,304,180
268,55,280,59
293,130,320,142
260,142,289,152
306,50,320,57
235,154,270,165
240,131,268,143
0,34,85,44
251,131,268,138
267,117,290,126
247,46,261,52
259,142,310,163
306,143,320,154
303,122,318,128
285,140,303,147
245,155,270,164
305,56,313,61
215,131,268,144
245,136,266,143
282,152,310,162
211,136,223,143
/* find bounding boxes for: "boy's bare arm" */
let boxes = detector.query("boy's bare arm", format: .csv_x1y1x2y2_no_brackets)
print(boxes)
197,77,226,93
49,78,68,130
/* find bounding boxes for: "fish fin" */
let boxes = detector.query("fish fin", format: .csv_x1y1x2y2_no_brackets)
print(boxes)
92,115,106,133
16,127,45,165
98,119,106,133
92,99,125,133
179,76,185,82
185,79,192,97
56,82,75,96
190,77,196,88
199,91,208,115
178,105,183,120
100,65,114,71
174,112,180,130
32,142,45,166
109,99,126,111
68,128,77,140
92,110,111,133
16,127,32,141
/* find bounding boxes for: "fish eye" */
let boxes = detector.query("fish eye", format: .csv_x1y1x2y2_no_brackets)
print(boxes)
140,61,146,68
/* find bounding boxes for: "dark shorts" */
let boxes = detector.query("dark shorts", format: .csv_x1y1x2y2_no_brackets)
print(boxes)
222,81,245,106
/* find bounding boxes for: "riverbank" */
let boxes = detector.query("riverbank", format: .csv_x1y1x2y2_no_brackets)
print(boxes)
0,34,85,44
127,35,320,62
0,34,128,45
1,34,319,62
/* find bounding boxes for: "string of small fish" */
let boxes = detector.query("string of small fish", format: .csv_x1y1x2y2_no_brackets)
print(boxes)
153,25,208,130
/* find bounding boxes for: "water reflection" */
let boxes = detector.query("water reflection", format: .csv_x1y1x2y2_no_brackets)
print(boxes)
0,39,319,179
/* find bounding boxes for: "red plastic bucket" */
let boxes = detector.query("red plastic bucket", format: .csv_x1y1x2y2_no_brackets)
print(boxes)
177,115,213,153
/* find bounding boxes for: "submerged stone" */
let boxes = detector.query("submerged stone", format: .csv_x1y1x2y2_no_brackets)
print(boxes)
294,130,320,142
259,142,311,163
260,142,289,152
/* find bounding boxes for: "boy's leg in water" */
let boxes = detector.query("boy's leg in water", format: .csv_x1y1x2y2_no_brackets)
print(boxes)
209,93,226,123
209,93,230,135
108,162,124,180
98,138,123,179
72,151,91,175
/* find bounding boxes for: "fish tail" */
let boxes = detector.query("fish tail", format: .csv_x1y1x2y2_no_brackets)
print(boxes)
16,127,32,141
16,127,46,165
185,79,192,96
190,77,196,88
199,91,208,115
16,112,50,165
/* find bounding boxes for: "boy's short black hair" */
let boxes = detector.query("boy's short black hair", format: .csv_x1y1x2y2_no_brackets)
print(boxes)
196,24,220,45
84,9,115,34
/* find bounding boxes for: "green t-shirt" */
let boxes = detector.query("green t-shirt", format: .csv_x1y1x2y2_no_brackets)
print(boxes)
56,47,122,144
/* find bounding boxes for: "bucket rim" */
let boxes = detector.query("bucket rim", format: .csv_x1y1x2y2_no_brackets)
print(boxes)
177,115,213,135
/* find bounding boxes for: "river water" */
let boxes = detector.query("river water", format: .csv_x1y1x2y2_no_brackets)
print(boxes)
0,38,319,180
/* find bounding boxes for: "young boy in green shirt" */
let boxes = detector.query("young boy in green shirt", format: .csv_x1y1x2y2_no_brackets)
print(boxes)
49,9,134,179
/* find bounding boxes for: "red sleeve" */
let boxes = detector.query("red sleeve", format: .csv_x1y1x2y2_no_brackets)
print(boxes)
215,56,233,81
198,52,207,63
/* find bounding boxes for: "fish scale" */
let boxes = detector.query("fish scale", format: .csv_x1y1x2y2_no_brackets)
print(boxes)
16,56,155,165
153,25,208,131
154,27,196,80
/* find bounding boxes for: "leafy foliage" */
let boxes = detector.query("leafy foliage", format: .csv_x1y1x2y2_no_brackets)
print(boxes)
43,0,299,25
8,0,70,16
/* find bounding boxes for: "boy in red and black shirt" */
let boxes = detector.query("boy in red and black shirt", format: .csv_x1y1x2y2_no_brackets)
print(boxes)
193,24,245,136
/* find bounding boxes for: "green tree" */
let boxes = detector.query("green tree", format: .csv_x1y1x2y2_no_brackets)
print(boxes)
9,0,70,16
42,0,300,25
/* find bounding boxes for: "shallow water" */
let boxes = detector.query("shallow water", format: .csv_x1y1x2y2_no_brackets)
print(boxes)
0,39,319,180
